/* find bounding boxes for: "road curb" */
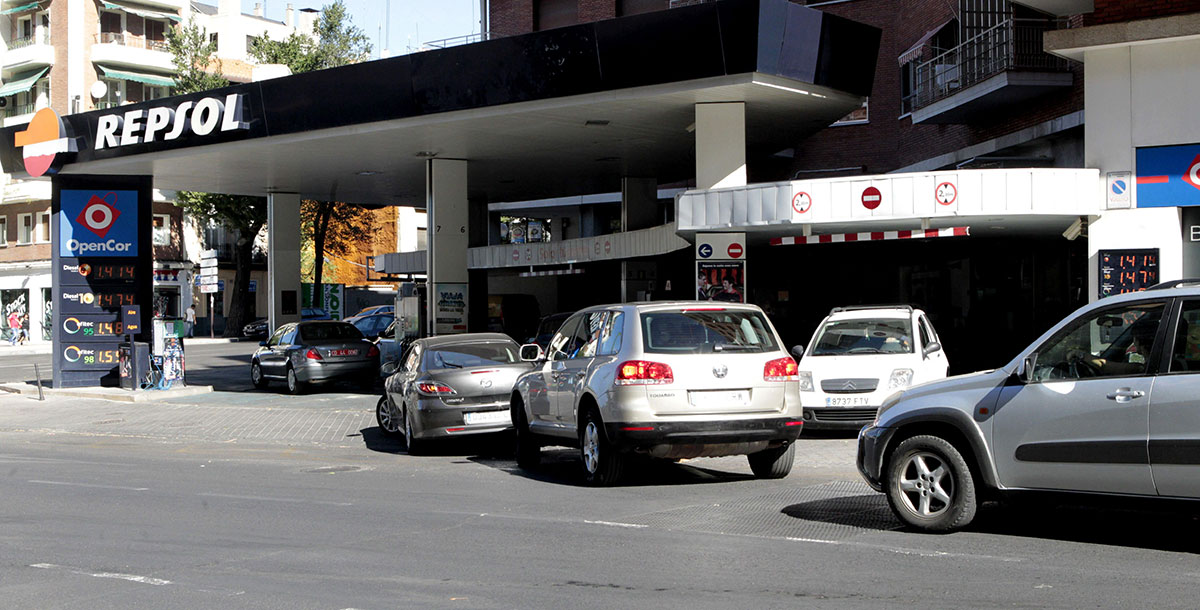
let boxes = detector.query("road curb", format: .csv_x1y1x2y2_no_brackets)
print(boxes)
0,382,214,402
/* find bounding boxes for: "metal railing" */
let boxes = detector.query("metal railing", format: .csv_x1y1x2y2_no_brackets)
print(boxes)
4,103,35,117
7,32,50,50
902,18,1070,115
95,32,170,52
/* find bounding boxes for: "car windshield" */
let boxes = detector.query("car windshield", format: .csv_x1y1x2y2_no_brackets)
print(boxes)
639,309,778,354
427,342,519,369
298,323,363,342
811,318,913,355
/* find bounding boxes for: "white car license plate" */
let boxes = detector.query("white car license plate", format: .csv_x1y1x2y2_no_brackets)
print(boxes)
464,410,509,425
689,390,751,408
825,397,870,407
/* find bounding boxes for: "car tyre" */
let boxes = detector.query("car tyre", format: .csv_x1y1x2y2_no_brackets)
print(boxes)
250,361,268,389
403,402,424,456
748,442,795,479
376,395,402,438
286,365,306,395
580,409,623,486
512,395,540,469
885,435,977,533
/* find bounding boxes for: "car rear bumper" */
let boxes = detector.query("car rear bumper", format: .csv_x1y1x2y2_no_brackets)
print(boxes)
856,424,894,492
296,360,378,383
412,400,513,439
604,417,803,458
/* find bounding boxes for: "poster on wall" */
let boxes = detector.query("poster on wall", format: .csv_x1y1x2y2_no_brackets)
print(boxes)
697,261,745,303
433,283,468,335
301,283,344,320
1,289,28,343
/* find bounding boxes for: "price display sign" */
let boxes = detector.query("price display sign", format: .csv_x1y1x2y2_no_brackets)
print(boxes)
61,344,122,369
1099,249,1159,299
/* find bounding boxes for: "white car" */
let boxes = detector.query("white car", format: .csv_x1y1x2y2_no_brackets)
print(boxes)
796,305,947,429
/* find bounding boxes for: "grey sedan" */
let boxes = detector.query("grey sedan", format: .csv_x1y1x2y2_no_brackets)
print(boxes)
377,333,530,454
251,321,380,394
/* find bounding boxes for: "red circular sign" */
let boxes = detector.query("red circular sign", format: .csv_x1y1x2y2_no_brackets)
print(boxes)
935,182,958,206
727,243,744,259
792,191,812,214
604,241,612,255
512,249,520,262
861,186,882,210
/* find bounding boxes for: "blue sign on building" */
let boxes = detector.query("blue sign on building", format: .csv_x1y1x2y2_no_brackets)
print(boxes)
59,189,139,257
1135,144,1200,208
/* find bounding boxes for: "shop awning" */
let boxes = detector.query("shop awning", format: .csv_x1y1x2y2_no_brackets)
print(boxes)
898,19,954,65
0,2,40,15
101,1,181,22
98,65,175,88
0,67,48,97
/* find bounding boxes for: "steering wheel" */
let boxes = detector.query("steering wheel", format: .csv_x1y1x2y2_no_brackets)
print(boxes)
1066,352,1101,378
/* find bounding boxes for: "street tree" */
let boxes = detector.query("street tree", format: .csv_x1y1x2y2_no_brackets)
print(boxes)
249,1,374,304
167,18,266,336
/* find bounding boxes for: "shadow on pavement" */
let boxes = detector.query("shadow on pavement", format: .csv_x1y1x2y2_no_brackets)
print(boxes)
782,494,902,531
358,426,512,458
472,449,756,488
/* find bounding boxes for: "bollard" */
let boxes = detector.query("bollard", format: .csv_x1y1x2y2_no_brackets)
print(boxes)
33,363,44,401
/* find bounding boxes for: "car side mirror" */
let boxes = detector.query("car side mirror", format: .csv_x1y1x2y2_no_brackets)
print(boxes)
380,361,398,376
790,345,805,360
922,342,941,358
1017,352,1038,383
520,344,544,362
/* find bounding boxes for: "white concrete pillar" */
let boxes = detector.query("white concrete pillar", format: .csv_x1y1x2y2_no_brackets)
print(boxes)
425,159,470,335
267,192,302,332
695,102,747,190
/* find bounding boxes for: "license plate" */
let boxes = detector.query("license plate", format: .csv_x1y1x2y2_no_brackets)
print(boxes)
464,410,509,425
688,390,751,408
329,349,357,357
826,397,870,407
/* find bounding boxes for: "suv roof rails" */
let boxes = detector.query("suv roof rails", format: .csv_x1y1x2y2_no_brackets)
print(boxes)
1146,279,1200,291
829,304,915,315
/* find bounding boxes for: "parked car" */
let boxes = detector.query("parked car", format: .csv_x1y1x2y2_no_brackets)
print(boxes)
511,302,804,485
242,308,333,338
527,311,573,349
796,305,948,430
346,312,394,338
377,333,530,454
250,320,379,394
857,281,1200,532
349,304,395,318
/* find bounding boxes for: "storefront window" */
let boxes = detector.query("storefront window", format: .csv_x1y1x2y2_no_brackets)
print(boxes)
1,289,29,343
41,287,51,341
499,216,552,244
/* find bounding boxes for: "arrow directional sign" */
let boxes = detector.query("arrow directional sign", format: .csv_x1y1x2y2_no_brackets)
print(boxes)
697,243,713,259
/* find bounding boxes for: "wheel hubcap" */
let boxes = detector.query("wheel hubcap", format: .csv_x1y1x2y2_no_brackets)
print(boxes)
897,451,953,517
582,421,600,474
288,370,296,391
379,399,396,432
252,365,260,383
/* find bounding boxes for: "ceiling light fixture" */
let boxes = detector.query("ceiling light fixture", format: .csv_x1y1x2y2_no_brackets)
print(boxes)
585,119,610,126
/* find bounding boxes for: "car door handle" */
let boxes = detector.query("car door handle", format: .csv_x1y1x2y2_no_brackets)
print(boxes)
1106,388,1146,402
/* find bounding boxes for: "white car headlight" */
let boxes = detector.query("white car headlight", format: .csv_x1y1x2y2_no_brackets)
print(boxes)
798,371,814,392
887,368,914,390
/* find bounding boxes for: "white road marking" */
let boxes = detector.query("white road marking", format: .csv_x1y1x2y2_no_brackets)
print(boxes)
29,480,148,491
584,520,649,529
198,492,353,506
30,563,171,585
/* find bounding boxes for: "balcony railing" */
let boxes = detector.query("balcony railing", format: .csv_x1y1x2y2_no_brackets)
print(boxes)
95,32,170,52
903,18,1070,115
4,103,35,117
8,32,50,50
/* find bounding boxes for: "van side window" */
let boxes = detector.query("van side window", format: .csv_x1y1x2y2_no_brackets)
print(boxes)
579,312,607,359
599,312,624,356
1169,301,1200,373
549,315,584,360
918,317,932,347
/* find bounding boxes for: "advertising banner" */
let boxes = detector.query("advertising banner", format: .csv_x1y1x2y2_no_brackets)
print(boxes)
1136,144,1200,208
302,283,344,320
59,190,138,258
433,283,468,334
696,261,745,303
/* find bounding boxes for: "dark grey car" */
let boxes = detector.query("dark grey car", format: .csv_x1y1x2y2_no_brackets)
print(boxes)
858,282,1200,532
377,333,530,453
251,321,380,394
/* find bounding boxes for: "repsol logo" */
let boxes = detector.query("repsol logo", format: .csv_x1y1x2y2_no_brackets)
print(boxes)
67,238,133,253
94,93,248,150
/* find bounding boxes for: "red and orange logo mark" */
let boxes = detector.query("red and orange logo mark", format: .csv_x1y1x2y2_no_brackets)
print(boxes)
14,108,75,177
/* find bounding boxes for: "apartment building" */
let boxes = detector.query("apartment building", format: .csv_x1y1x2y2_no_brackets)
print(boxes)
0,0,309,342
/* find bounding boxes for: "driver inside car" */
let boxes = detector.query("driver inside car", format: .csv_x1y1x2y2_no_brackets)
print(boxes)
1076,328,1153,376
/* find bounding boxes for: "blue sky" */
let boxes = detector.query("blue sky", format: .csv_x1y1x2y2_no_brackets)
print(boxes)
240,0,482,57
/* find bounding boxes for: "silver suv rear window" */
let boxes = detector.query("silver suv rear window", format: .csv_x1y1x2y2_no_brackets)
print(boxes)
640,309,778,354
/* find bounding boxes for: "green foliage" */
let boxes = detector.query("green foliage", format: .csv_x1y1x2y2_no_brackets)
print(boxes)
165,16,227,94
174,191,267,235
248,0,372,73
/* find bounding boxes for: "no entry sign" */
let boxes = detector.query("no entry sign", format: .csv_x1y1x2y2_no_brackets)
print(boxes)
727,243,744,258
862,186,882,210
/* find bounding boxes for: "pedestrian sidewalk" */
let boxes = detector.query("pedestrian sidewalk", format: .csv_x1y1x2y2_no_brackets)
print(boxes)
0,343,51,356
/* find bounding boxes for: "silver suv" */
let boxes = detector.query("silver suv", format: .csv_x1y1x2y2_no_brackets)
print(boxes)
858,282,1200,532
511,302,804,485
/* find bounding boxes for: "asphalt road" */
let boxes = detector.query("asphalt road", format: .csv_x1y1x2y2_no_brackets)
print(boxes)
0,345,1199,608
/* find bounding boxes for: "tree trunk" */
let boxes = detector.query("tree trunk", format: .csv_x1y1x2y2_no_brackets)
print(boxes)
224,221,262,337
312,202,332,310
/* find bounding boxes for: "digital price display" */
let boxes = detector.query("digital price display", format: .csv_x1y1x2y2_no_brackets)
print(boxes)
61,345,122,369
59,289,139,314
58,261,137,286
1099,248,1159,299
61,316,124,338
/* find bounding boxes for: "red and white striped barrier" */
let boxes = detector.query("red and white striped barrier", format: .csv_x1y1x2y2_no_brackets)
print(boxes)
770,226,970,246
